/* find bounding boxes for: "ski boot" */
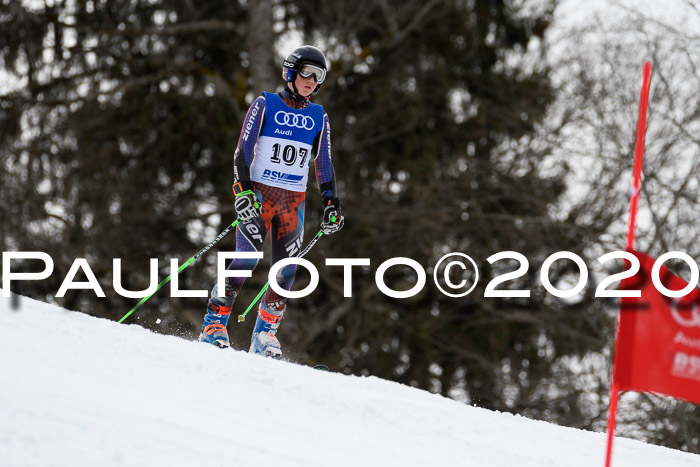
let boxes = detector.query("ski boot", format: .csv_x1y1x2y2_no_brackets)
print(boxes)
249,301,284,358
199,284,236,349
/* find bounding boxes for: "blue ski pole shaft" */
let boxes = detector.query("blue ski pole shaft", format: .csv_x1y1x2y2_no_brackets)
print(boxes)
118,219,240,323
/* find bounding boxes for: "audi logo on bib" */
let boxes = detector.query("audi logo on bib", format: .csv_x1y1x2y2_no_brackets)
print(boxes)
275,111,315,130
671,299,700,328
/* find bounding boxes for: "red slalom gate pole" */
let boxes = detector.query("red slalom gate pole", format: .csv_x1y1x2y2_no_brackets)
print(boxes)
605,61,652,467
625,60,653,251
604,384,620,467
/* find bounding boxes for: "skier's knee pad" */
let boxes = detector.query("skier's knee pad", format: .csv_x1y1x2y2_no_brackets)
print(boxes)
275,263,298,289
210,283,236,307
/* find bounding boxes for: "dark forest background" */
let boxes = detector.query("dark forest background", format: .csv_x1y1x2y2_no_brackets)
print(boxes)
1,0,698,453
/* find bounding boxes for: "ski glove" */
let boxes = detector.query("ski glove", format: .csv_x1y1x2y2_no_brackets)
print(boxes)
321,197,344,235
233,181,261,222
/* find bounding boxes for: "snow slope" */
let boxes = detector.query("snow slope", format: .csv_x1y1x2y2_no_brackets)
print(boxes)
0,292,698,467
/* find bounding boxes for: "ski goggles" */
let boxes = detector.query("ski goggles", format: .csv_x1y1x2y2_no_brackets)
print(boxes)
298,64,326,83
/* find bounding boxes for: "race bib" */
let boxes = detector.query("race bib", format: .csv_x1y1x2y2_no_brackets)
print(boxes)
250,92,324,192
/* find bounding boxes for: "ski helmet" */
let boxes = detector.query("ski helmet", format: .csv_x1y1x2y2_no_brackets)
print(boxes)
282,45,328,96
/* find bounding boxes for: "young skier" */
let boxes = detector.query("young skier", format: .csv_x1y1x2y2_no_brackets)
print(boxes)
199,45,344,357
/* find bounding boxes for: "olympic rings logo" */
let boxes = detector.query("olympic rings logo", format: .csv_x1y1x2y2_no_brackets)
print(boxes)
274,111,315,130
671,299,700,328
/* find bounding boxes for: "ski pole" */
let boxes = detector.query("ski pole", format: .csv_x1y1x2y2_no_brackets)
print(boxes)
237,228,325,323
118,219,240,323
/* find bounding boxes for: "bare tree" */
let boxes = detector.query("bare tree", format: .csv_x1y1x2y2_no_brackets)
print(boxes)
541,1,700,452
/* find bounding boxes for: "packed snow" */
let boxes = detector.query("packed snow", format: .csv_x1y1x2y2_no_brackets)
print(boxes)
0,291,698,467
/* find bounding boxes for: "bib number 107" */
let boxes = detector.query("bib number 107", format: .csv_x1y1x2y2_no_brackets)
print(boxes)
271,143,309,168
